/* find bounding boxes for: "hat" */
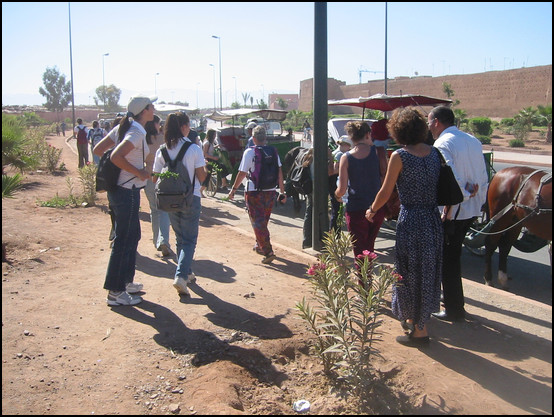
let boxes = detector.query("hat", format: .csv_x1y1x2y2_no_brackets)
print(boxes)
245,121,257,130
127,95,157,117
337,135,353,147
370,119,389,141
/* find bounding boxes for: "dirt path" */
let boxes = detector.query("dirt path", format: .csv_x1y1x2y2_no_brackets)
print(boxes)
2,134,551,415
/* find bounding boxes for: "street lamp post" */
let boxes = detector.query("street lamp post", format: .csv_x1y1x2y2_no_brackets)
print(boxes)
196,82,200,109
209,64,216,113
212,35,222,110
154,72,160,97
102,52,109,110
232,76,237,105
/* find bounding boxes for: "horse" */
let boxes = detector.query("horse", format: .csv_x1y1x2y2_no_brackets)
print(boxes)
484,166,552,289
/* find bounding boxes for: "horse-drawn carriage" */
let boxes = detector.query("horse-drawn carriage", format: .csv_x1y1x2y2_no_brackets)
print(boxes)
201,108,300,196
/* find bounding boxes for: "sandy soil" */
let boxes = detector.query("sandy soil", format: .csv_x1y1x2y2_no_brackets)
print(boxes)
2,133,551,415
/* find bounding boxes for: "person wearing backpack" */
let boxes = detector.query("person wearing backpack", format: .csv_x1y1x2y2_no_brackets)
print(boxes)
93,95,156,306
74,118,89,168
152,112,207,297
143,115,172,257
227,126,286,264
88,120,107,165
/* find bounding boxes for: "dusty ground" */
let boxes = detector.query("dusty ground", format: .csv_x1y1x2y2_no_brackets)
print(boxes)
2,132,552,415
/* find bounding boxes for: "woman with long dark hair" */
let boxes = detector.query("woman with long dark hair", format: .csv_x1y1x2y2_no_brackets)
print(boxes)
152,112,207,297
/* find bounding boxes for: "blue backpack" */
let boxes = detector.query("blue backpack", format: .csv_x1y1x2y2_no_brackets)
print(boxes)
248,145,279,191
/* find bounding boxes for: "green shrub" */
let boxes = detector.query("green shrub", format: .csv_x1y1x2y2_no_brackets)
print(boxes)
469,117,493,136
296,231,399,390
500,117,514,126
475,134,491,144
509,138,525,147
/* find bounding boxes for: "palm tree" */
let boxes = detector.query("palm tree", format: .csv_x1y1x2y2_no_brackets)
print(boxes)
242,92,251,108
537,105,552,143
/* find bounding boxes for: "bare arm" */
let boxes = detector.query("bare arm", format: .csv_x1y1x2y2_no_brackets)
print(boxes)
228,170,248,201
366,151,402,222
195,165,207,185
93,135,115,157
110,140,150,181
334,153,349,200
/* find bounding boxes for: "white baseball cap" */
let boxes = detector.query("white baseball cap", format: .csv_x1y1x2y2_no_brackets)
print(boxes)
245,121,257,130
127,95,157,117
337,135,353,147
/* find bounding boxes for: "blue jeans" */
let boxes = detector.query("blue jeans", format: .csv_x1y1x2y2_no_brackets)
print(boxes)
143,180,171,249
168,196,201,279
104,185,141,292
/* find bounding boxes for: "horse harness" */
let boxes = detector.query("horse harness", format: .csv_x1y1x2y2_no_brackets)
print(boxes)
471,169,552,237
512,169,552,215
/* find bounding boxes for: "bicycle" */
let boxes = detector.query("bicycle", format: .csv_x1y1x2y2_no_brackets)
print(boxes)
205,162,220,197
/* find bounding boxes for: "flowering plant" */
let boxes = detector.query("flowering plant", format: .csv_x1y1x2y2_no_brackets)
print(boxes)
296,231,400,387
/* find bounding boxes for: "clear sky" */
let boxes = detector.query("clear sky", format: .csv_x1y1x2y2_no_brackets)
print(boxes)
2,2,552,109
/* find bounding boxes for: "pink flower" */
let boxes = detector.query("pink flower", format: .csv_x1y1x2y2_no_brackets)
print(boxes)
394,273,403,281
307,262,327,276
356,250,377,261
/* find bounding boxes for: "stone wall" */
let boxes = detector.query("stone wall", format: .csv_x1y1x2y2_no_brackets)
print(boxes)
299,65,552,118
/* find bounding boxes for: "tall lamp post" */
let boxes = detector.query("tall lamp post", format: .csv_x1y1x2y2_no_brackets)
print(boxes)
102,52,109,111
232,76,237,105
154,72,160,97
196,82,200,109
209,64,216,113
212,35,222,110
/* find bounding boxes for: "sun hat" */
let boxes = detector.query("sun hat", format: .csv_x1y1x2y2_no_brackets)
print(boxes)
337,135,353,147
127,95,157,117
245,121,257,130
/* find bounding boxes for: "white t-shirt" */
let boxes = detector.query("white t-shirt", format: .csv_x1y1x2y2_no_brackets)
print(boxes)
153,137,206,198
109,121,150,189
238,145,282,192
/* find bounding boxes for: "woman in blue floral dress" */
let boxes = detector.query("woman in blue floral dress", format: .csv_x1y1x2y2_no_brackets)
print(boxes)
366,107,443,347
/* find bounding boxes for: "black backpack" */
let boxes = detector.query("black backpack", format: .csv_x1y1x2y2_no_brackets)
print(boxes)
289,148,312,195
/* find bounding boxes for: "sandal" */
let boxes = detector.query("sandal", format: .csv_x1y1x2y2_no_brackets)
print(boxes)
401,320,415,335
396,334,429,347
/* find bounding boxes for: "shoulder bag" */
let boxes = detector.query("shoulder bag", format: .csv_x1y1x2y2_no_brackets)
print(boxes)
436,148,463,206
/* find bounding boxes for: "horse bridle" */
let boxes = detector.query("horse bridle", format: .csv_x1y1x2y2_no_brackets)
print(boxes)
469,169,552,236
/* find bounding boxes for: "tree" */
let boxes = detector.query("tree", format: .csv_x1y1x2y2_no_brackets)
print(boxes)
442,82,460,107
276,97,288,110
258,99,268,110
94,84,122,112
242,92,251,108
38,67,72,119
537,105,552,143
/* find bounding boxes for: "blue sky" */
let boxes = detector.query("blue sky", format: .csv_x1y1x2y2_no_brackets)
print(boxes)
2,2,552,109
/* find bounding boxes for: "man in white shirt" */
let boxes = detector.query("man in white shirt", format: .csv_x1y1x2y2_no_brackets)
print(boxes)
428,106,489,322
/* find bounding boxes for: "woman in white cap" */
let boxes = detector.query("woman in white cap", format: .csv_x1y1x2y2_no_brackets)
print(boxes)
93,95,156,306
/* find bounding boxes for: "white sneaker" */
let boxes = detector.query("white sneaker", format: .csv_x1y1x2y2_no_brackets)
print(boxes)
126,282,143,294
187,273,197,284
107,291,142,306
173,277,190,296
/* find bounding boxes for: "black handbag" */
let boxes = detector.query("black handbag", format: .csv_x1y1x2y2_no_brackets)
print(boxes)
436,148,463,206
